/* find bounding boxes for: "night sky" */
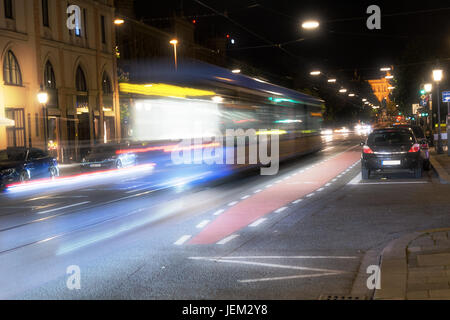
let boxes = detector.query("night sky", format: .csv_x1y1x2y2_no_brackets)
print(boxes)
136,0,449,85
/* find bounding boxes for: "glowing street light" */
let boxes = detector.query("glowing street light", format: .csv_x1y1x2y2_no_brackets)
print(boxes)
231,69,241,74
302,20,320,30
385,75,394,79
169,39,178,71
432,68,444,153
433,69,443,82
37,86,49,151
310,70,321,76
212,96,224,103
327,79,336,83
380,67,391,71
362,98,367,102
424,83,433,92
348,93,355,97
339,88,347,93
388,86,395,90
114,18,125,25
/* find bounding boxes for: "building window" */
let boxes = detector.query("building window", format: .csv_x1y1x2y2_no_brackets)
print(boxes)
42,0,49,27
4,0,13,19
76,66,87,92
44,61,56,89
101,15,106,44
102,72,112,94
3,50,22,85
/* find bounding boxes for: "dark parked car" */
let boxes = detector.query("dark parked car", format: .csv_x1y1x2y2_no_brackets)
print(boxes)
361,127,427,179
80,144,137,171
0,147,59,189
394,124,430,170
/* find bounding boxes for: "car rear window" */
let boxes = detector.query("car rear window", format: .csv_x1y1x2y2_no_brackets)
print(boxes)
368,131,414,146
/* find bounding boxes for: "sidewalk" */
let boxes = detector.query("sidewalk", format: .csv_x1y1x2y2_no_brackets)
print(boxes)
375,228,450,300
429,149,450,184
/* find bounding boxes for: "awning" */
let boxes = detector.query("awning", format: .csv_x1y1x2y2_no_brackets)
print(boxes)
0,117,14,126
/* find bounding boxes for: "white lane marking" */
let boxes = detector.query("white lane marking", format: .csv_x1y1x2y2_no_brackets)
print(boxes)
306,193,314,197
196,220,210,229
254,189,262,193
325,183,332,187
265,184,273,188
239,272,343,283
317,188,324,192
217,234,239,245
213,209,225,216
274,207,287,213
323,147,335,151
360,181,429,185
249,218,267,227
174,235,192,245
348,173,362,185
332,178,337,182
292,199,303,204
241,195,250,200
194,255,357,260
228,201,238,206
275,180,283,184
38,201,90,214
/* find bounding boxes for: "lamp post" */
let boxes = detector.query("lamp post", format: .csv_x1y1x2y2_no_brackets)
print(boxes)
170,39,178,71
37,86,49,151
433,69,443,154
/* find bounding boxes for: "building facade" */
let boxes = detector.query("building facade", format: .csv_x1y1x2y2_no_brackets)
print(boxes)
0,0,120,162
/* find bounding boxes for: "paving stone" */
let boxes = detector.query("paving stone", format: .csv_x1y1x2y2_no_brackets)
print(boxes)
431,232,448,241
411,236,435,247
426,276,450,284
409,266,446,278
429,289,450,299
407,282,450,292
406,290,429,299
408,246,422,253
417,253,450,267
433,240,450,249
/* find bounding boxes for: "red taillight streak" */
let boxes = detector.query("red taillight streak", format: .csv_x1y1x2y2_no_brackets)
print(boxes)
408,144,420,153
363,146,374,154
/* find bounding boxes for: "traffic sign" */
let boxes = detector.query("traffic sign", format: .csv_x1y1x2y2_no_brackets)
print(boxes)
443,91,450,103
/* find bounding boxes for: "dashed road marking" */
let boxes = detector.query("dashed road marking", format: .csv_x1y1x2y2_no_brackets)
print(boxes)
217,234,239,245
228,201,238,206
174,235,192,245
213,209,225,216
274,207,287,213
241,195,250,200
249,218,267,227
306,193,314,197
254,189,262,193
317,188,324,192
196,220,210,229
292,199,303,204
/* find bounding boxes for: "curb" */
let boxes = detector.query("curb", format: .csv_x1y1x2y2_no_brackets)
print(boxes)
429,156,450,184
375,227,450,300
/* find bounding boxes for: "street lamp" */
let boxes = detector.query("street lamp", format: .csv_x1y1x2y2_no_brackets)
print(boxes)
424,83,433,93
231,69,241,74
37,86,49,151
310,70,321,76
327,78,336,83
170,39,178,71
339,88,347,93
301,20,320,30
114,18,125,25
380,67,391,72
433,68,444,153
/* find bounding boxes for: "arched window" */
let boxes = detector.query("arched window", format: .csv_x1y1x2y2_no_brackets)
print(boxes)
3,50,22,85
44,61,56,89
75,66,87,92
102,72,112,94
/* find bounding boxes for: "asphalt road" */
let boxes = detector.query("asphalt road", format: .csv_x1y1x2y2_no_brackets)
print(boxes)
1,133,449,299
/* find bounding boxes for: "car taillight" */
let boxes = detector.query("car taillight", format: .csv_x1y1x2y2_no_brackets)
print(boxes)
421,143,429,149
408,144,420,153
363,146,374,154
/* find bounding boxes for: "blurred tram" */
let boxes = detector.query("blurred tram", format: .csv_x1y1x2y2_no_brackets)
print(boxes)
118,61,324,175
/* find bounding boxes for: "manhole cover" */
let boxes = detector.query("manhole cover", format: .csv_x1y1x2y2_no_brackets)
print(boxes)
319,294,366,300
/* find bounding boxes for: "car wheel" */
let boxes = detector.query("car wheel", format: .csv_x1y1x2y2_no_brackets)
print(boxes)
362,167,370,179
414,165,423,179
116,160,123,169
49,166,58,179
423,160,431,171
19,171,29,182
